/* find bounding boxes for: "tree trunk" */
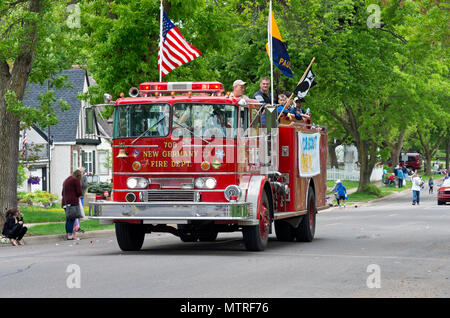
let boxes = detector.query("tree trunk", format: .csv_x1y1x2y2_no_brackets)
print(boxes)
357,140,377,191
0,0,43,231
328,143,339,168
424,149,433,175
446,136,449,170
417,128,447,176
388,129,406,168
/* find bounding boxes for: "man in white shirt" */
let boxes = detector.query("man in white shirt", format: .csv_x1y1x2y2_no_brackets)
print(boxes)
411,172,423,205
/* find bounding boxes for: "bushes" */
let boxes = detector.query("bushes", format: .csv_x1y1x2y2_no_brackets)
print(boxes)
19,190,58,208
361,184,382,197
87,182,112,195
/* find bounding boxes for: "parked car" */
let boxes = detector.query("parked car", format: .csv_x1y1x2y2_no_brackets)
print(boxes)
437,178,450,205
386,153,422,171
400,153,422,171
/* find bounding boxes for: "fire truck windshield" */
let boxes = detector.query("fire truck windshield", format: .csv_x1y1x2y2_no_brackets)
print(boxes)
113,103,170,138
172,103,237,138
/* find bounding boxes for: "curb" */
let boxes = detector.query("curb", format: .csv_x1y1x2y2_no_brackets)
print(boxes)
0,229,115,247
322,187,411,212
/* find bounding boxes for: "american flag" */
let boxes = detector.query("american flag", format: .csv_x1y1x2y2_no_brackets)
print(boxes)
22,129,27,157
158,11,202,77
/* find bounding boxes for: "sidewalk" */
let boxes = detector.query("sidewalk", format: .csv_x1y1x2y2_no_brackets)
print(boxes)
1,229,115,247
1,219,115,247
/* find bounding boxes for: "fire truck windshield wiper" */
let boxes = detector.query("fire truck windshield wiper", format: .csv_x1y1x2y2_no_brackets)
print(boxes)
173,119,210,144
131,115,166,144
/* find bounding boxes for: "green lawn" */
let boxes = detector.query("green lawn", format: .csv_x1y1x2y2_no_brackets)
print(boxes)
326,180,359,191
26,219,114,236
21,206,89,223
21,207,66,223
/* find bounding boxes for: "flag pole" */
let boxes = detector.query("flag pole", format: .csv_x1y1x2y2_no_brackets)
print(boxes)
269,0,274,106
159,0,164,82
277,56,315,120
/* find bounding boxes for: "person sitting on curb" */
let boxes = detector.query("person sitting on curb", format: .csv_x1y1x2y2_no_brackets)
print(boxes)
2,207,27,246
388,173,396,186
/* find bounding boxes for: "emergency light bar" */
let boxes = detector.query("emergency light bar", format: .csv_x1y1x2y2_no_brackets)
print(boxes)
139,81,223,94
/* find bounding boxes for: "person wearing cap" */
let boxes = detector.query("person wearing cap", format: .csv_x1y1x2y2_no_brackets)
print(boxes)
330,180,347,207
229,80,249,100
294,97,310,123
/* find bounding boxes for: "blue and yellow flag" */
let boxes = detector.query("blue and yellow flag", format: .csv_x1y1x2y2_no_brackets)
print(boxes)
266,12,293,78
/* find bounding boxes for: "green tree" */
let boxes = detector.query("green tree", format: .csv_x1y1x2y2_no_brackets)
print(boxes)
0,0,78,229
79,0,235,108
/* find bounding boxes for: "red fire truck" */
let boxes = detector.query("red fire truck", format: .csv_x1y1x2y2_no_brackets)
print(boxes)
89,81,328,251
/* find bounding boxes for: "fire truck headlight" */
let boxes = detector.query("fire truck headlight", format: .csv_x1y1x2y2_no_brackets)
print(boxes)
194,177,216,189
205,178,217,189
224,185,242,201
127,177,148,189
195,178,205,189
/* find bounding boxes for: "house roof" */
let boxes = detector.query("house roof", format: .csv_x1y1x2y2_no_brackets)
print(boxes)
23,69,87,143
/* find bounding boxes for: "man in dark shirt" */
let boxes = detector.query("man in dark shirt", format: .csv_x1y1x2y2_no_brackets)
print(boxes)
252,77,272,105
253,77,273,127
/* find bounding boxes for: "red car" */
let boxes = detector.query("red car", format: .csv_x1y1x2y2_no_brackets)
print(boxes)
437,179,450,205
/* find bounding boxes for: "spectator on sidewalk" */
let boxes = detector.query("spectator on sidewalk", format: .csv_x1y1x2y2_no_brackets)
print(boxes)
73,167,88,234
2,207,27,246
428,176,434,194
397,168,404,188
62,170,83,240
388,173,396,186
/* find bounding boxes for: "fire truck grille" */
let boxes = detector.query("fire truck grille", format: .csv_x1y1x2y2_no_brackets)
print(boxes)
143,190,197,202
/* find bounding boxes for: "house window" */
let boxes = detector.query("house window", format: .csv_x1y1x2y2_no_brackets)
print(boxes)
81,150,95,174
85,107,94,134
72,150,78,172
98,151,109,175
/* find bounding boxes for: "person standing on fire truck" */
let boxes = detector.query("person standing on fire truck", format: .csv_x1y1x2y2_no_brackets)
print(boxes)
229,79,249,100
253,77,272,105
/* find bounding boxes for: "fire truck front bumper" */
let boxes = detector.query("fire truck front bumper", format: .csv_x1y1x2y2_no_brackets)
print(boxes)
88,201,257,225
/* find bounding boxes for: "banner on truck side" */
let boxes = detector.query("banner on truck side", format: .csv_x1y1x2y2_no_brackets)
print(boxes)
298,132,321,177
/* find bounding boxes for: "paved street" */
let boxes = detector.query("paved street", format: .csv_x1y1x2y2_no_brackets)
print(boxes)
0,188,448,298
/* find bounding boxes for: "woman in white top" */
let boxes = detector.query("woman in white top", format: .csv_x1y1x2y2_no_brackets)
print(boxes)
411,172,423,205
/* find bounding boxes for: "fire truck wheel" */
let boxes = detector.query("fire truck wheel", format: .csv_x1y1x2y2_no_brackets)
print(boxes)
294,188,316,242
274,221,295,242
242,190,271,251
115,223,145,251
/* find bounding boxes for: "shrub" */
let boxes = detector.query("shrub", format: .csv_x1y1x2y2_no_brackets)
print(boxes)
20,190,58,208
87,182,112,195
362,184,382,197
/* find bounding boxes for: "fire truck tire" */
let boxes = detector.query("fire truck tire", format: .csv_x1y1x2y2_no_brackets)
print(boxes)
294,188,316,242
242,190,271,251
274,221,295,242
115,223,145,251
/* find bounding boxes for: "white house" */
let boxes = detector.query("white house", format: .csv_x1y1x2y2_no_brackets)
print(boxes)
18,67,112,198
